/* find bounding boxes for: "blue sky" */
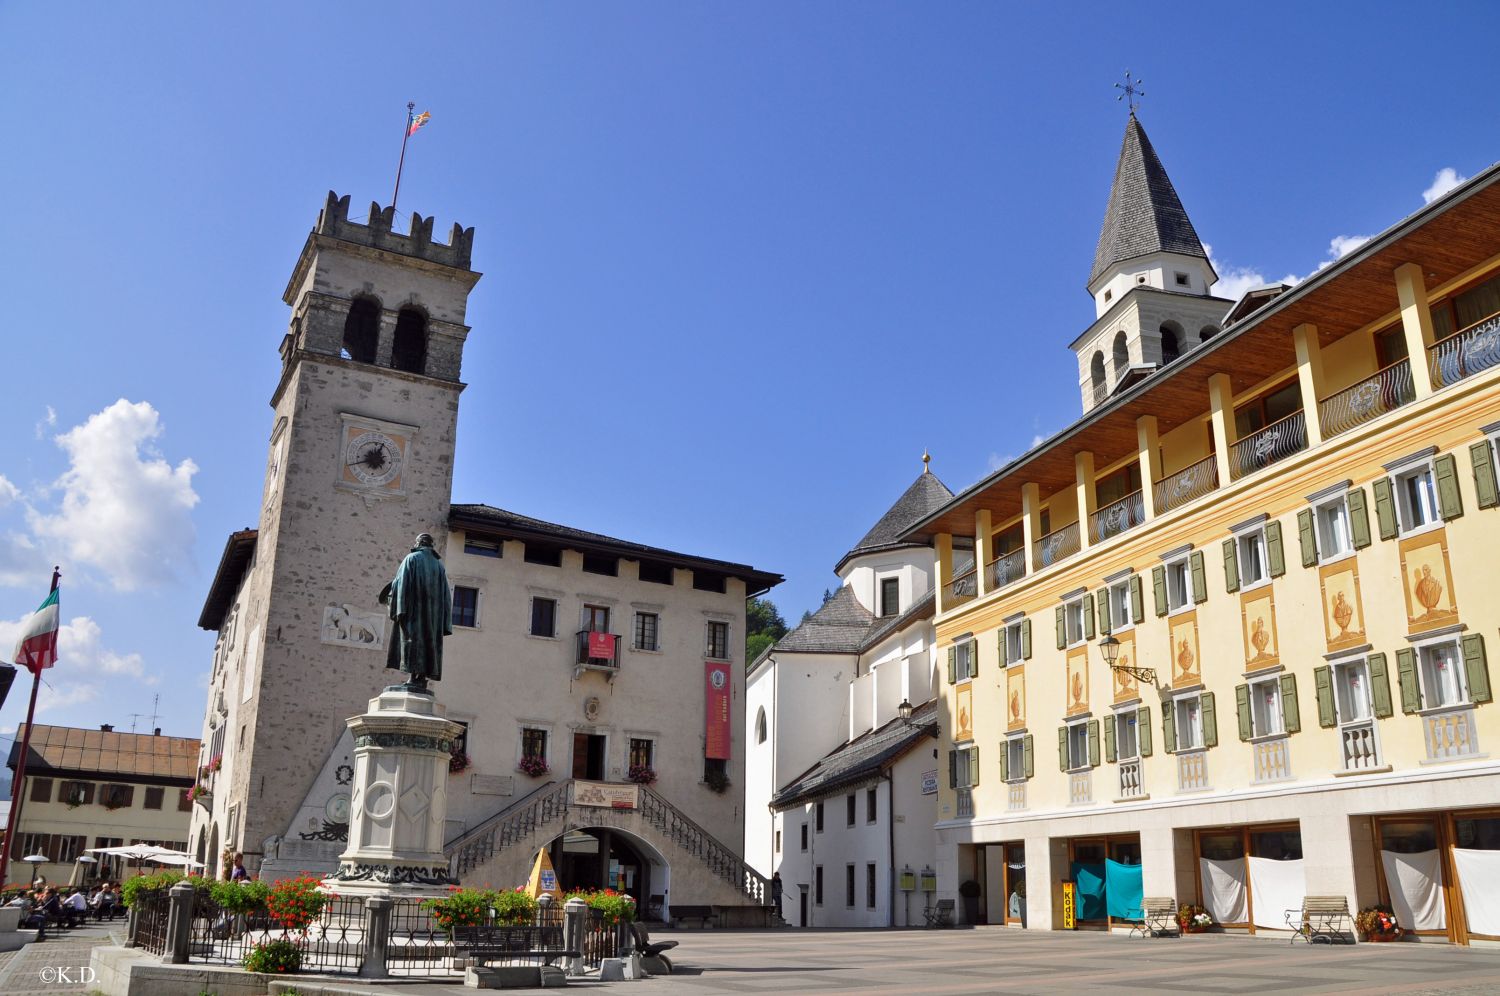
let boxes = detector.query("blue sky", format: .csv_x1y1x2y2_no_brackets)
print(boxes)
2,2,1499,739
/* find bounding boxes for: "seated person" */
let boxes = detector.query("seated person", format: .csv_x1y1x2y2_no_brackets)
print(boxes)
31,889,63,928
62,888,89,925
91,884,117,919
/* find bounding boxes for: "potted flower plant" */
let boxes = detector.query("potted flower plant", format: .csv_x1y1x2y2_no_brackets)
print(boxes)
1356,904,1402,942
626,764,656,785
517,754,549,778
1177,904,1213,933
449,748,472,775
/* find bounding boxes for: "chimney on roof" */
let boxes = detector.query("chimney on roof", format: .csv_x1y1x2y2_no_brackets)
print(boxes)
154,728,161,736
100,724,113,732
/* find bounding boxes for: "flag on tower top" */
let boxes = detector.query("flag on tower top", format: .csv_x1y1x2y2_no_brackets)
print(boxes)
13,587,59,675
407,110,431,137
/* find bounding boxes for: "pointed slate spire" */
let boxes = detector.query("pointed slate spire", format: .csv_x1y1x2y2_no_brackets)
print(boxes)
1090,115,1209,287
834,466,954,574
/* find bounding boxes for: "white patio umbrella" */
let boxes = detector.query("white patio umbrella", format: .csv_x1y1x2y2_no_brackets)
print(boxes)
146,853,205,868
86,844,183,862
21,854,48,885
68,854,98,888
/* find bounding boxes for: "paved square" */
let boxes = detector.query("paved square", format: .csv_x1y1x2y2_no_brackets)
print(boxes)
621,928,1500,995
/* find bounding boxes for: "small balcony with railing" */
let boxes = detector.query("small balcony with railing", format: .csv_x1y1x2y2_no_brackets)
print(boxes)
1429,311,1500,388
1089,489,1145,544
1033,521,1080,570
1229,410,1308,480
575,631,621,676
1318,359,1416,437
947,558,978,607
1339,719,1381,771
1117,758,1144,800
986,547,1026,592
1251,736,1293,783
1153,455,1218,514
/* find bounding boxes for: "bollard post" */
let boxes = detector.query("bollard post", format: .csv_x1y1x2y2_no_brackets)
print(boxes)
123,905,138,948
359,896,393,979
537,892,554,927
164,881,195,964
563,896,588,976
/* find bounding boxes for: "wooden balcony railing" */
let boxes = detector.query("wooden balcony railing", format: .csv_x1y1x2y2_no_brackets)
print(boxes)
1229,410,1307,481
1032,522,1080,569
1090,489,1145,543
1429,311,1500,388
1318,359,1415,437
1154,455,1218,513
986,548,1026,592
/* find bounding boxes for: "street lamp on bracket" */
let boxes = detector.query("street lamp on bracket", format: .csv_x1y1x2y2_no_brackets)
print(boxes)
1099,633,1156,685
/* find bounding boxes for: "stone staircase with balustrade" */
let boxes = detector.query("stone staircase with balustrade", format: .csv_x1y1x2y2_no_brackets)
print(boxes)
445,778,774,923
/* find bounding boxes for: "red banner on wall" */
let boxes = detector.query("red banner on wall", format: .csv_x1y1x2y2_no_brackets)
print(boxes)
704,662,732,760
588,632,616,661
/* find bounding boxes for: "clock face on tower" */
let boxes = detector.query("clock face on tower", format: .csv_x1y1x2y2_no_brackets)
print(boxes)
337,416,415,496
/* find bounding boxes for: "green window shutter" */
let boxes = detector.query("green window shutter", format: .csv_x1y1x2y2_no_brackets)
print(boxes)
1097,588,1111,635
1055,606,1067,650
1087,719,1101,767
1137,706,1152,757
1162,702,1177,754
969,747,981,787
1471,441,1500,510
1130,575,1144,624
998,628,1006,657
1022,734,1034,778
947,646,956,684
1083,594,1096,641
1347,487,1372,548
1280,673,1301,734
1462,633,1492,705
1057,726,1069,773
998,742,1008,781
1266,521,1286,578
948,750,957,789
1222,539,1240,594
1297,509,1318,568
1372,477,1398,540
1103,714,1116,763
1201,691,1219,748
1314,665,1337,727
1368,652,1393,719
1152,566,1168,616
970,638,980,678
1190,551,1208,604
1235,684,1252,741
1021,619,1032,660
1396,647,1421,714
1435,452,1464,521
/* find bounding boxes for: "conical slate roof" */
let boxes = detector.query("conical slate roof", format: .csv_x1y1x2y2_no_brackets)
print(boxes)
1090,115,1210,287
833,469,953,574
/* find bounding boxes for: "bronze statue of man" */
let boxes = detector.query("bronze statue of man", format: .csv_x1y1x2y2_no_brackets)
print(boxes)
379,533,451,689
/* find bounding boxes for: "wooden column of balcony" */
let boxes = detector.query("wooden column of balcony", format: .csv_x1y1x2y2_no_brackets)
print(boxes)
935,532,953,615
1074,451,1097,552
1207,373,1234,488
975,509,993,597
1137,415,1160,520
1395,262,1438,399
1021,483,1041,576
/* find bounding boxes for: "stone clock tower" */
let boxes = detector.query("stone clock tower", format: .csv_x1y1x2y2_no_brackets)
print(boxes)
212,192,481,876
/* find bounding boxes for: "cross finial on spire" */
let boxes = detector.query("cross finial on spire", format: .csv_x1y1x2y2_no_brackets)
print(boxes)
1115,71,1145,115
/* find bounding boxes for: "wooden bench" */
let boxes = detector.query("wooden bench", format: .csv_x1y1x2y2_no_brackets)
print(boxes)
1285,896,1353,944
1129,897,1180,938
670,905,717,929
451,924,577,966
923,899,955,928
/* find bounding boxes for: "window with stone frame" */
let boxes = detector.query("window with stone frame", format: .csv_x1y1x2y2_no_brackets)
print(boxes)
633,612,660,652
452,585,480,628
521,727,549,763
1174,694,1204,750
706,621,730,660
529,597,557,638
1247,675,1284,737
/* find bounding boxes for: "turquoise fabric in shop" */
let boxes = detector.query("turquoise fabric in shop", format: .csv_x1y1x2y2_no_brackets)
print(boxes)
1106,859,1144,920
1071,861,1106,920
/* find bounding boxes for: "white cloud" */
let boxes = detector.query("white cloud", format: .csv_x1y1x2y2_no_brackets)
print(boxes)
1423,167,1468,205
1203,242,1300,306
0,613,157,719
33,406,56,441
27,400,199,592
0,477,18,507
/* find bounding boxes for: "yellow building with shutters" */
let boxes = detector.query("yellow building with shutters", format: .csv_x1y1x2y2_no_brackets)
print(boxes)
906,116,1500,943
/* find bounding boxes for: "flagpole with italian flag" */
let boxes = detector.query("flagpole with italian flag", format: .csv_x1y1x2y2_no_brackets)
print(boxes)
391,102,431,214
0,568,60,890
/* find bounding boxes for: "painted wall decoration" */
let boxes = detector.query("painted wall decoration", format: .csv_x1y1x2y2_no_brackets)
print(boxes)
321,603,386,649
1318,560,1367,653
1400,531,1459,635
1112,631,1138,703
1065,646,1090,717
1169,611,1201,688
1240,588,1279,672
955,683,974,742
1006,665,1026,733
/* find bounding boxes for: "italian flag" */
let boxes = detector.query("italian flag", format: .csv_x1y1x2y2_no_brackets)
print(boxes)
13,588,59,675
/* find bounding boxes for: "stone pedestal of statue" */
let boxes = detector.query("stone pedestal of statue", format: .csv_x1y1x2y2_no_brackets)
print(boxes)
323,686,462,899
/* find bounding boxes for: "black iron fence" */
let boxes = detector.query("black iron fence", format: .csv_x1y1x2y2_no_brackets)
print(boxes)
184,890,365,975
131,888,171,956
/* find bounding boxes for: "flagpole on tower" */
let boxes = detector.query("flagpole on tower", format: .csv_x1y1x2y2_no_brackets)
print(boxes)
0,567,60,890
392,101,416,214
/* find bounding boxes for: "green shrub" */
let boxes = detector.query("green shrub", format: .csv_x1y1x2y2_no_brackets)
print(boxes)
210,878,270,916
489,889,537,926
242,937,303,974
265,876,330,932
565,888,637,924
120,871,211,907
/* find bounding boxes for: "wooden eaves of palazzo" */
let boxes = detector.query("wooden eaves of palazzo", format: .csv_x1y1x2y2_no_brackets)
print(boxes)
902,161,1500,540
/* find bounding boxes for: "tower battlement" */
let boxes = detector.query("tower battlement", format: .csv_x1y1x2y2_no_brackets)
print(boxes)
316,191,474,270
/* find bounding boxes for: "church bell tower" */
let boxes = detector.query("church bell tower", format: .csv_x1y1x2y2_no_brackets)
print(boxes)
219,193,482,875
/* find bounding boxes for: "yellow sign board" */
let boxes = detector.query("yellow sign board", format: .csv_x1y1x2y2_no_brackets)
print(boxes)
1061,881,1076,929
525,847,561,899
